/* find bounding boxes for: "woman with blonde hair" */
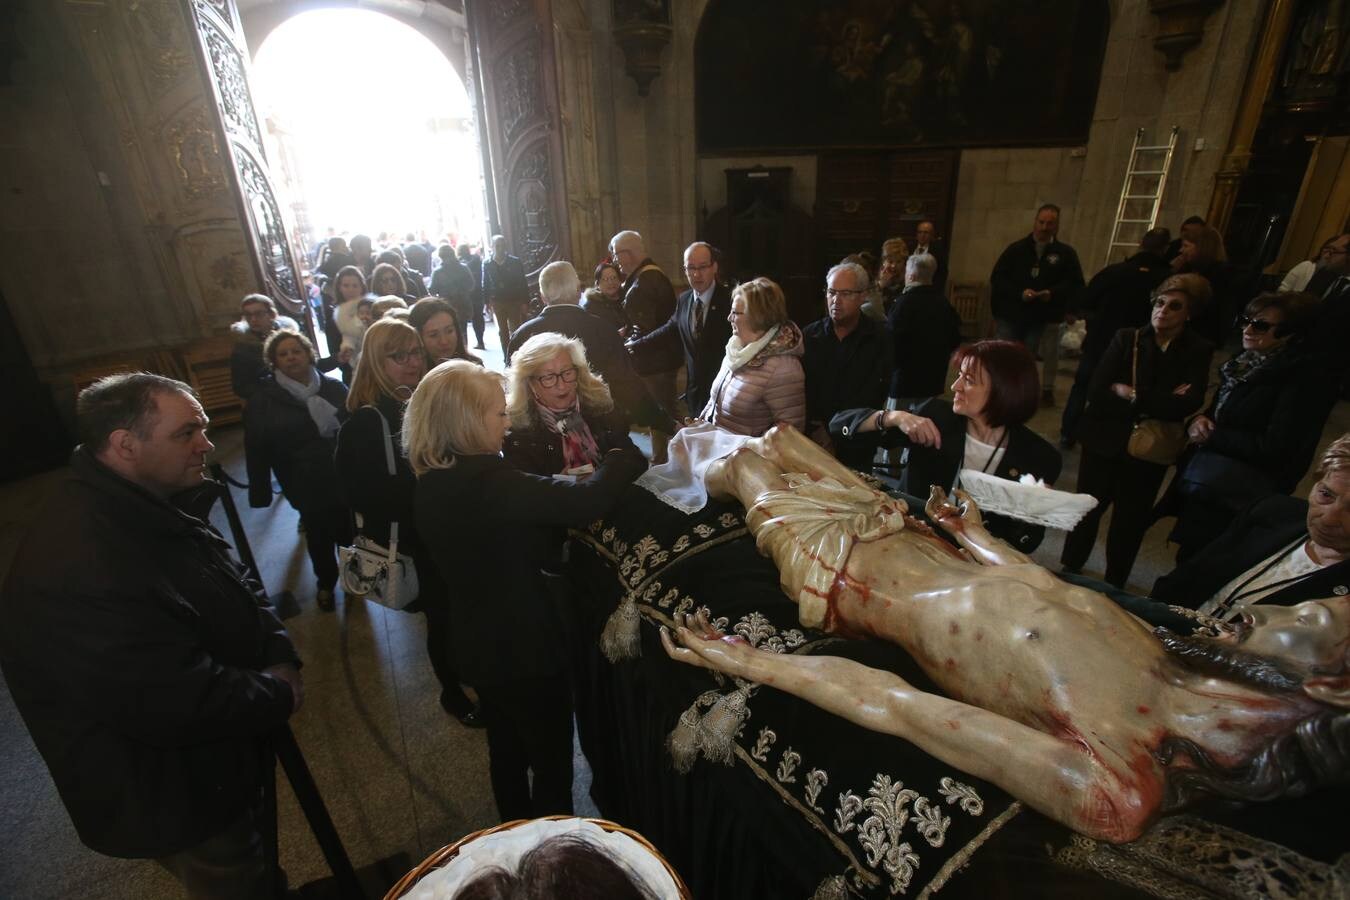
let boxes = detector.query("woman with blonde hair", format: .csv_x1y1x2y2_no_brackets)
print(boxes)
335,318,479,725
503,332,636,476
700,276,805,436
408,360,646,822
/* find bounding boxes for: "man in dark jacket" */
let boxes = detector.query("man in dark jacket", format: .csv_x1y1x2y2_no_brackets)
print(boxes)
0,373,301,897
509,261,673,433
483,234,532,358
1060,228,1172,446
610,229,678,461
626,241,732,417
803,261,894,471
429,244,476,337
230,293,299,399
990,204,1084,404
458,243,487,349
887,253,961,405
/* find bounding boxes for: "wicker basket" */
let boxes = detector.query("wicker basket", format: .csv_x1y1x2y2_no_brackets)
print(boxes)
383,815,690,899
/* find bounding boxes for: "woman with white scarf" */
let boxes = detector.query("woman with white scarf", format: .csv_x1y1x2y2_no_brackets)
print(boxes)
245,330,351,610
503,332,638,479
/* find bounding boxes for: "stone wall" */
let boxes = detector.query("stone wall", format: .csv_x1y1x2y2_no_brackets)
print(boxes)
582,0,1267,296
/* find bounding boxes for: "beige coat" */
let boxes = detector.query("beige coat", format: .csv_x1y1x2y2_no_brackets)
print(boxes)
701,322,806,437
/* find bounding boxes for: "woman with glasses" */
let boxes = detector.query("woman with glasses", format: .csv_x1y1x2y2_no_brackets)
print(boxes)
581,261,628,331
245,330,351,611
699,276,805,437
1162,291,1334,561
334,318,481,725
1061,274,1215,587
503,332,636,477
406,360,646,821
409,297,482,368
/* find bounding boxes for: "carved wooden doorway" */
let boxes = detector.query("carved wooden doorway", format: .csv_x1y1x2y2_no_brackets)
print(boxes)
464,0,571,291
185,0,311,336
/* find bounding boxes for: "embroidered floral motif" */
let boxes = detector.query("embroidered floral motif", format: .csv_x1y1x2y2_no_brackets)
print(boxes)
805,768,829,814
938,777,984,816
601,526,615,542
718,512,740,528
693,524,715,538
835,791,863,834
751,726,776,762
674,596,695,617
672,534,690,553
733,611,808,654
911,797,950,848
777,747,801,783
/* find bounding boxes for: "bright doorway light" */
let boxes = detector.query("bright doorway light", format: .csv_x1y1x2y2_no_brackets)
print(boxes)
251,9,485,247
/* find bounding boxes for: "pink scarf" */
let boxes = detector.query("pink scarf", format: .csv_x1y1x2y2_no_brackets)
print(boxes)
535,402,602,471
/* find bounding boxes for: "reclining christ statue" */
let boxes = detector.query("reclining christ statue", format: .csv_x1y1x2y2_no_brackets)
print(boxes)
659,425,1350,844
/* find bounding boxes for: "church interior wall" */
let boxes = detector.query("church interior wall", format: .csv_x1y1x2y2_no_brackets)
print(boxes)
586,0,1267,296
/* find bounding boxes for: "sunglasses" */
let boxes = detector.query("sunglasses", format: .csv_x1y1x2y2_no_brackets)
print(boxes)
1234,315,1278,334
1151,297,1185,312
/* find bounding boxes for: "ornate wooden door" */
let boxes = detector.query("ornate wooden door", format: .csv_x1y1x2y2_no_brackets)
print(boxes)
185,0,310,331
465,0,571,288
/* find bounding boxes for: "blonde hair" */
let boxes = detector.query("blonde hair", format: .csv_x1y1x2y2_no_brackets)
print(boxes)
506,332,613,429
370,295,408,319
346,318,423,410
735,277,788,332
403,360,506,476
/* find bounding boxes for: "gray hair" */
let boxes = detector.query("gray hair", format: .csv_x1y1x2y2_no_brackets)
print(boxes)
826,261,870,292
609,230,644,256
906,253,937,284
538,261,581,305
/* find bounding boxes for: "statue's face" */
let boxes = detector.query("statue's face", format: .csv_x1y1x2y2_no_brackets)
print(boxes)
1227,598,1350,682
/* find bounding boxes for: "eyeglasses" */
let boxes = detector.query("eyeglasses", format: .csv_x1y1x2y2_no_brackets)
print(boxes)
387,350,421,365
1151,297,1185,312
532,366,579,388
1235,315,1277,333
683,262,714,273
827,288,865,299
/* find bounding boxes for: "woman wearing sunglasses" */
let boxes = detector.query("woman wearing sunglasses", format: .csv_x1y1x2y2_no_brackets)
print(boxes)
1061,273,1214,588
503,331,638,477
1162,291,1335,561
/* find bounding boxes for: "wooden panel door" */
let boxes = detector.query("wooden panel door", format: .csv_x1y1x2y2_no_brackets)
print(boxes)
465,0,571,288
816,150,959,266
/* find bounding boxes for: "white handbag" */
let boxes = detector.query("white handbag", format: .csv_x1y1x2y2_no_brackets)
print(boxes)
338,408,419,610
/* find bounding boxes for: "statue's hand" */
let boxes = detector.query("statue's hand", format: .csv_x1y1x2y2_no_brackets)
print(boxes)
951,488,985,528
661,610,754,680
925,486,983,532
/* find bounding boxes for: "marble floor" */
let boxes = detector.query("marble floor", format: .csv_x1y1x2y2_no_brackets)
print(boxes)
1,320,1346,898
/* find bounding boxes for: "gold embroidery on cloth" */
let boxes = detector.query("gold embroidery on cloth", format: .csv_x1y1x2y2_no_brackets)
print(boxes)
751,726,776,763
938,777,984,816
777,747,802,784
806,768,829,814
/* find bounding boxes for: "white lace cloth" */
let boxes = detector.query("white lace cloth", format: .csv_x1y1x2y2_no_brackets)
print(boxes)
636,422,755,513
956,468,1098,531
404,817,680,899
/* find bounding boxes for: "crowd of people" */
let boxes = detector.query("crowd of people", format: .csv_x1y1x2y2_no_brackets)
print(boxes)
2,211,1348,899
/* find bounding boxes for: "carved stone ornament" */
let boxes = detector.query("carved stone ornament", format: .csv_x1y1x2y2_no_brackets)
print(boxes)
612,20,672,97
126,0,190,92
164,108,228,201
1148,0,1225,71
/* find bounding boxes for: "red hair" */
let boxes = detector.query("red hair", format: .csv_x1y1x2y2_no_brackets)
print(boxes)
951,340,1039,427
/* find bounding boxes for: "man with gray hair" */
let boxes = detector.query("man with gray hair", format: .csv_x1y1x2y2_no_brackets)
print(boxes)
802,261,893,471
887,253,962,404
0,373,301,898
609,229,678,461
509,261,673,435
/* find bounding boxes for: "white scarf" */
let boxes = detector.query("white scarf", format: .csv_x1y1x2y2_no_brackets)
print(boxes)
275,368,341,438
722,323,780,372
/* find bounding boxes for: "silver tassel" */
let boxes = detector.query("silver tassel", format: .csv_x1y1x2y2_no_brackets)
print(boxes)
599,597,641,662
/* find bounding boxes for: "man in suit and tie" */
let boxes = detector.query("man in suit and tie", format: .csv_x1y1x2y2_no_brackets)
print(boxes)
627,242,732,419
911,219,948,294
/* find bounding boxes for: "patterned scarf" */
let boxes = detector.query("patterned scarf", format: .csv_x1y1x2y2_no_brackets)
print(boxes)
535,401,602,471
1214,343,1285,415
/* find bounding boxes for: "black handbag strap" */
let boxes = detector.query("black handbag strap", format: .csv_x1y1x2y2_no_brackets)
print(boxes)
353,405,400,561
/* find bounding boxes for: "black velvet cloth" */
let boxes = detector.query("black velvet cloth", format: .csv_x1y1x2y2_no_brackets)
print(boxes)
567,486,1155,899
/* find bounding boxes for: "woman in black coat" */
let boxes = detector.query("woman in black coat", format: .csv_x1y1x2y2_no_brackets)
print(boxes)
830,339,1062,552
244,330,350,609
1061,274,1215,587
502,331,637,477
407,360,646,822
1165,291,1334,561
333,318,480,725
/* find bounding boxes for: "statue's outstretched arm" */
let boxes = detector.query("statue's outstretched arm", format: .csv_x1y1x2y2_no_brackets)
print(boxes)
662,612,1155,844
925,486,1033,567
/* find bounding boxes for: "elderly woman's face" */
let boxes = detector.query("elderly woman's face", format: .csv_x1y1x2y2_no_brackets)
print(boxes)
950,358,992,422
1151,290,1189,334
728,295,765,344
273,337,312,382
529,349,580,412
597,267,623,299
1240,306,1286,353
420,312,459,363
